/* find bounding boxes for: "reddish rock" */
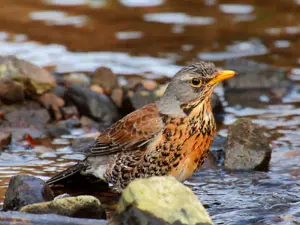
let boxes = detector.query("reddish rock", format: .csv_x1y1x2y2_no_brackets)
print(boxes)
37,93,65,120
0,131,12,150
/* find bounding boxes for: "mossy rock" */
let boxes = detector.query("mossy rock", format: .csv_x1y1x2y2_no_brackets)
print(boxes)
112,176,213,225
0,55,56,95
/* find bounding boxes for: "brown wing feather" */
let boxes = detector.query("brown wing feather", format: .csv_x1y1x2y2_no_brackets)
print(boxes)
87,102,163,156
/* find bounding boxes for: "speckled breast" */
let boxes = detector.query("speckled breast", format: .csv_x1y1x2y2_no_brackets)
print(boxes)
141,101,216,181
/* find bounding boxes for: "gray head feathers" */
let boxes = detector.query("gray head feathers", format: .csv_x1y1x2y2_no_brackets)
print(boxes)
157,61,218,117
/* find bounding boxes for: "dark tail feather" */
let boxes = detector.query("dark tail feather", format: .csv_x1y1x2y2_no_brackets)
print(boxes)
47,163,85,185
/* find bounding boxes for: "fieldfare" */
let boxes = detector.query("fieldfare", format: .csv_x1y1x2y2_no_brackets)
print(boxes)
47,61,235,192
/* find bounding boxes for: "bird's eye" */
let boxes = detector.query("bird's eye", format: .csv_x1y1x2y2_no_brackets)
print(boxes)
190,78,202,87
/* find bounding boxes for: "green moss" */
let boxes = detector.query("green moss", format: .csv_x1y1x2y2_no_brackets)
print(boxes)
118,176,213,225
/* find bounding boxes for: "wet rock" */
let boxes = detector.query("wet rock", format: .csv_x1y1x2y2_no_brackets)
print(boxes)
111,176,213,225
9,127,45,141
51,85,67,98
224,118,272,171
0,78,24,103
61,106,80,119
47,125,70,138
65,85,119,128
122,84,157,113
3,175,54,211
211,93,224,124
0,131,12,150
37,93,65,120
91,67,119,94
4,102,51,128
0,211,107,225
57,119,81,129
72,137,96,153
0,55,56,95
224,59,290,107
202,151,218,169
20,195,106,220
80,116,100,129
64,73,90,87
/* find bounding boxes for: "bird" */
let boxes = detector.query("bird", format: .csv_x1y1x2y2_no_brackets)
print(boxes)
47,61,235,192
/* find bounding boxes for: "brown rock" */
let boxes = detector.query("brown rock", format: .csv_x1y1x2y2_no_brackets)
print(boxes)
0,78,24,103
91,67,119,94
61,106,79,119
38,93,65,120
0,55,56,95
0,131,12,150
64,73,90,87
142,80,158,91
111,88,123,107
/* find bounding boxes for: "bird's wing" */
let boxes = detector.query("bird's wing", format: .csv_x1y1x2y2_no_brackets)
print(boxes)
87,102,163,156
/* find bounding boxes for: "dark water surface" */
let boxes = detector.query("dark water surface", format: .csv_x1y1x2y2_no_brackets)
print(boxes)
0,0,299,224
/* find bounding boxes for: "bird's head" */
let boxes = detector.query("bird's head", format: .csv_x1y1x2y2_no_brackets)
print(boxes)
158,61,235,116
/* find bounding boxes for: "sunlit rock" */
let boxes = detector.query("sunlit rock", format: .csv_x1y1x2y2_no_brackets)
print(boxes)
0,55,56,96
111,176,213,225
20,195,106,220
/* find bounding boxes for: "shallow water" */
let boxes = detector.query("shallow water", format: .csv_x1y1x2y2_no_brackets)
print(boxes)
0,0,299,224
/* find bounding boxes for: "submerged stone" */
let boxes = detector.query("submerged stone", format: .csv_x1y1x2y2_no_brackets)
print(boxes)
0,211,107,225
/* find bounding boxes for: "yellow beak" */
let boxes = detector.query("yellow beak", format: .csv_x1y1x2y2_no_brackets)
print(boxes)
206,70,236,86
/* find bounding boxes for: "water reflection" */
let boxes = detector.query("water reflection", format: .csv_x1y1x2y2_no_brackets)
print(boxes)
0,38,180,77
144,13,215,25
30,11,88,27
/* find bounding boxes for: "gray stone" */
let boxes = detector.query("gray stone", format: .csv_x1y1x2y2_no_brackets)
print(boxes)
47,125,70,138
0,211,107,225
224,59,290,107
65,85,119,129
224,118,272,171
3,175,54,211
111,176,213,225
5,105,51,128
20,195,106,220
72,137,96,153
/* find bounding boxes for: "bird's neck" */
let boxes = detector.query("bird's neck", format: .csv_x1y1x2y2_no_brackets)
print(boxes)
157,92,187,118
158,94,213,122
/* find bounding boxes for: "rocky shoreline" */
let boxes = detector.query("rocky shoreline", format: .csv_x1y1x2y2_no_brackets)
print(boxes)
0,55,293,224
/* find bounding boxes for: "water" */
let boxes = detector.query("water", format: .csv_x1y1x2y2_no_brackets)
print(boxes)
0,0,299,224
